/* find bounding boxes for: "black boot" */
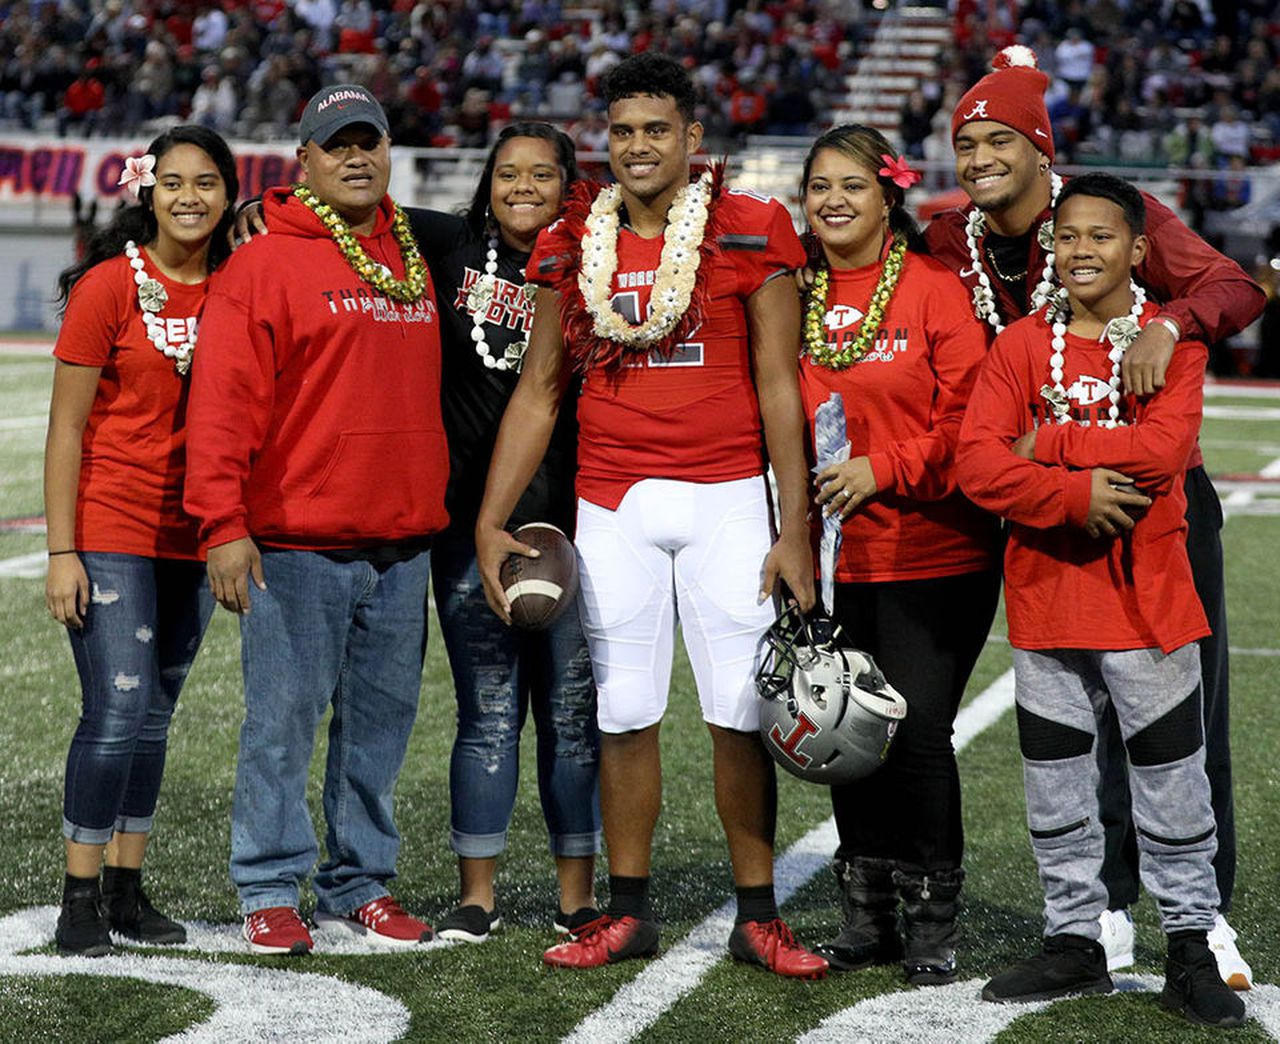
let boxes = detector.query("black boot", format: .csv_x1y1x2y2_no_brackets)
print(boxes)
55,874,112,957
101,866,187,944
1160,931,1246,1028
813,856,902,972
894,865,964,985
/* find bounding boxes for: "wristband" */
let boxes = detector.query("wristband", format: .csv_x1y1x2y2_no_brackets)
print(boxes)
48,549,77,556
1152,315,1181,341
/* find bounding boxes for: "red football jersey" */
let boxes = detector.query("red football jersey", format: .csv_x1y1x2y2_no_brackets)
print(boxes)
530,188,805,509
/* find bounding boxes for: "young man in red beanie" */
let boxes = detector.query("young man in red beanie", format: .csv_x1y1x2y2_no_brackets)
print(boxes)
926,46,1264,989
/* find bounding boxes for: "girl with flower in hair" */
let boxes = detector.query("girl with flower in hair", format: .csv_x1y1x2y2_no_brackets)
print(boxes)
797,124,999,986
45,125,238,956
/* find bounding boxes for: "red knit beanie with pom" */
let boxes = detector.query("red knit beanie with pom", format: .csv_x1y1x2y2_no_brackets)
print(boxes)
952,46,1055,162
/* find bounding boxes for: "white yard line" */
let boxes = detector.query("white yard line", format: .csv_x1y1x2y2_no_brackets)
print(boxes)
1204,380,1280,401
0,551,48,579
0,415,46,432
1203,404,1280,422
562,669,1018,1044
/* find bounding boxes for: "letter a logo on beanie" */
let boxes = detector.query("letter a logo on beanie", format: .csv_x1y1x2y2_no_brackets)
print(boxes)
952,45,1055,162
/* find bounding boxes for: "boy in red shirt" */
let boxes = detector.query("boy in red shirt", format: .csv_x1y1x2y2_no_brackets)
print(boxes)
957,173,1244,1028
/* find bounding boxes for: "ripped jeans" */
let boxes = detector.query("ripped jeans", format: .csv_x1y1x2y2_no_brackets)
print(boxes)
432,527,601,859
63,553,213,844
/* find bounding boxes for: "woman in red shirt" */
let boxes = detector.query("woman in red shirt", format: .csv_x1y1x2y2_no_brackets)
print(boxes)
44,125,238,956
796,124,1000,985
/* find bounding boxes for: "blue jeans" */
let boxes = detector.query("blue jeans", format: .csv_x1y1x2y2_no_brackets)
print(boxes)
63,553,213,844
432,527,600,859
230,549,430,916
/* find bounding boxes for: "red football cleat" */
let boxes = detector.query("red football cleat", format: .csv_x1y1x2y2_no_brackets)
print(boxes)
315,895,434,948
729,918,829,979
242,906,314,956
542,914,659,968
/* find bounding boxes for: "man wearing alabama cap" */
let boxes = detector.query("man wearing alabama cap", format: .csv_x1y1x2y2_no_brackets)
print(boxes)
926,47,1264,989
186,84,448,956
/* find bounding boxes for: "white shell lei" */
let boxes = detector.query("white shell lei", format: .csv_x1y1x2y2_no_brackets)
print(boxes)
578,171,713,347
1042,279,1147,429
466,237,534,372
125,240,195,375
964,172,1063,335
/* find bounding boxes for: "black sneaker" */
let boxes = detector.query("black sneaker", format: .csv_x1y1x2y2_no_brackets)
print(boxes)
554,906,602,937
437,904,501,943
1159,932,1246,1028
101,867,187,944
55,881,112,957
982,934,1113,1003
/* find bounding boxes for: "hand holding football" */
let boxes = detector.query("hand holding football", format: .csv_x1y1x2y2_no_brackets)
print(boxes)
499,523,579,631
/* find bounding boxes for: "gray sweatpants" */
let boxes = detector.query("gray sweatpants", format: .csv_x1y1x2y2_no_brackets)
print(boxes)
1013,644,1219,939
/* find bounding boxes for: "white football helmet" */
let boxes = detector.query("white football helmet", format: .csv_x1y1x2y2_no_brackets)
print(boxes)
756,607,907,785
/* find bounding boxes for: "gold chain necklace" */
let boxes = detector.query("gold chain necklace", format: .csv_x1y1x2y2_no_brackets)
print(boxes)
292,184,428,303
983,240,1027,282
803,233,908,370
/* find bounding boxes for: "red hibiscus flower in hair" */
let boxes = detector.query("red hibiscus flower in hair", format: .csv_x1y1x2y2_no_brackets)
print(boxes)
878,154,922,190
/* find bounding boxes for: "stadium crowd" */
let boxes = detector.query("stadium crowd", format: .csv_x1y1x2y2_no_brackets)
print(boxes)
2,0,1278,172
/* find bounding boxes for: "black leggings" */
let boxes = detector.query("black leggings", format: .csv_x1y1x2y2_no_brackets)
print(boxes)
830,568,1001,871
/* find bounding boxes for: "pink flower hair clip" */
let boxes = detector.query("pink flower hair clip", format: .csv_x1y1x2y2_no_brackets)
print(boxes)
878,154,922,190
118,153,157,198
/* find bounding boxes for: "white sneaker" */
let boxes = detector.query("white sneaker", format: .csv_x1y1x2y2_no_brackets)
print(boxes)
1098,908,1134,971
1208,913,1253,990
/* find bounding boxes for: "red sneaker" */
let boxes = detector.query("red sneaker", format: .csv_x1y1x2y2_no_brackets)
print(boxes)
543,914,659,968
242,906,313,956
729,918,829,979
315,895,434,948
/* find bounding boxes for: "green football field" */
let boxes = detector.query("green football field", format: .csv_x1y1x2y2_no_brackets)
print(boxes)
1,352,1278,1042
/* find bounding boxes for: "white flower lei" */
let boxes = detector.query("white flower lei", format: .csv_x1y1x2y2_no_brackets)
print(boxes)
466,237,535,372
125,240,196,375
578,171,713,347
964,171,1063,335
1040,279,1147,429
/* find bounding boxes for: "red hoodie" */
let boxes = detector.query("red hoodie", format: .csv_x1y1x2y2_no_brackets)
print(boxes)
185,188,449,549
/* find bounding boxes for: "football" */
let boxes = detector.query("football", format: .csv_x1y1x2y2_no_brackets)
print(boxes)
500,522,579,631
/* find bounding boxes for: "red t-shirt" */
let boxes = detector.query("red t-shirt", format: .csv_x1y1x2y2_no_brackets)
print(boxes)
53,253,207,559
798,251,999,583
956,306,1209,653
530,188,805,509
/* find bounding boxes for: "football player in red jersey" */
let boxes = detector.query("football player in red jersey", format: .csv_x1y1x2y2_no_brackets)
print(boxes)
475,53,826,979
926,46,1263,987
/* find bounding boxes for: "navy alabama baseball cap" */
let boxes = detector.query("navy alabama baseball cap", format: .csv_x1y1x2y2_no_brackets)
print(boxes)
298,83,390,146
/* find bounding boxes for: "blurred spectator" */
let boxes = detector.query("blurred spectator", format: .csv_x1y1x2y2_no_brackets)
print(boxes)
1210,105,1251,160
1208,155,1252,210
1054,28,1095,89
1048,84,1090,163
193,7,230,54
1166,112,1216,166
899,89,935,160
574,109,609,152
59,66,104,137
190,67,237,134
728,74,767,140
462,36,505,95
456,86,491,148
